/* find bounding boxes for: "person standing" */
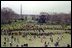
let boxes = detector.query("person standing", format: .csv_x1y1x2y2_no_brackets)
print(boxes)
14,37,16,41
4,37,6,41
44,41,47,47
54,41,59,47
16,44,19,47
67,44,70,47
21,45,23,47
50,36,53,42
3,42,6,47
11,35,13,39
9,42,12,47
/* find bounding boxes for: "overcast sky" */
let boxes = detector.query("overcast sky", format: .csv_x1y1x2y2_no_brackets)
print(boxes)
1,1,71,14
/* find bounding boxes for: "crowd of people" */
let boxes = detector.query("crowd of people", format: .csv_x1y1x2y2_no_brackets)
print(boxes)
1,24,71,47
1,31,71,47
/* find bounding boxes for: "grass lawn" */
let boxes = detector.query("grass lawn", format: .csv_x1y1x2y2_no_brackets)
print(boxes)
1,32,71,47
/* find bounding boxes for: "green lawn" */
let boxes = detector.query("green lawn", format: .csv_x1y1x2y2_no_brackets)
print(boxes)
1,33,71,47
1,21,71,47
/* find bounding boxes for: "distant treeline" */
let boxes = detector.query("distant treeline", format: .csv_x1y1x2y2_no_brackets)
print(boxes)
1,7,71,25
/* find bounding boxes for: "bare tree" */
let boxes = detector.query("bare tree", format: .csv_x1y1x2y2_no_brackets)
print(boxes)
1,7,19,24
